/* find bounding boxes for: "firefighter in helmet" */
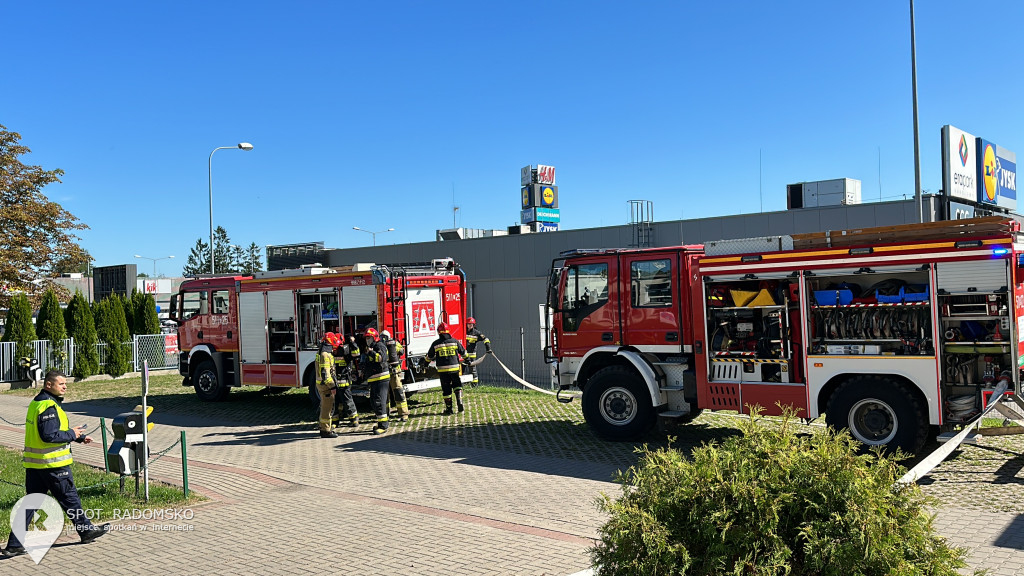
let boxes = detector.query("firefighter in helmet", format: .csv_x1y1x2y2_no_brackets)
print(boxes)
463,316,491,387
316,332,342,438
425,321,467,414
380,330,410,422
332,333,360,427
361,328,392,434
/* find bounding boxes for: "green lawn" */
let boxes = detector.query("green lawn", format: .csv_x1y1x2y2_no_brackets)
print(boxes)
0,446,204,540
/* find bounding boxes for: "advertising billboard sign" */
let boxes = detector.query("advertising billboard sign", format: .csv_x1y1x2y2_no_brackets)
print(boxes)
941,125,977,201
521,165,532,187
521,207,560,224
977,138,1017,211
536,165,556,185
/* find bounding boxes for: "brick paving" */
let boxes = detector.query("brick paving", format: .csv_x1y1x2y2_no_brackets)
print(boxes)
0,388,1021,575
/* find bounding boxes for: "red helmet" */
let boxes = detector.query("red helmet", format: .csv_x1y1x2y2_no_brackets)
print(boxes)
364,327,379,340
323,332,341,347
436,322,449,334
467,317,476,325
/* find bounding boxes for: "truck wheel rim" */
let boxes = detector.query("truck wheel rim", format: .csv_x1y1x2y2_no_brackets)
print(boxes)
848,398,897,445
197,372,215,393
599,387,636,426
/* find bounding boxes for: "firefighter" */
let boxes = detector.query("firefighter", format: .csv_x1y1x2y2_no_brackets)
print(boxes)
316,333,341,438
425,322,467,414
464,316,492,387
361,328,391,434
380,330,410,422
332,334,360,427
4,370,108,557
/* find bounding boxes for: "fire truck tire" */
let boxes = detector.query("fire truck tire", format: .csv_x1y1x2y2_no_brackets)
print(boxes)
193,360,229,402
825,376,927,453
582,365,655,441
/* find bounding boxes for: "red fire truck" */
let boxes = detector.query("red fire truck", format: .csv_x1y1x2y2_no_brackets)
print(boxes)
545,217,1024,453
169,259,470,402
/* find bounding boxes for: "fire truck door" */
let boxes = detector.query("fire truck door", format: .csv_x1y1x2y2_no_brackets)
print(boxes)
239,291,269,386
405,287,443,357
622,253,680,351
558,258,619,354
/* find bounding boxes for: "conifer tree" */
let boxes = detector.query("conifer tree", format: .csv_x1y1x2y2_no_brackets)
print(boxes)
35,289,68,370
94,296,131,377
66,290,99,378
1,293,36,360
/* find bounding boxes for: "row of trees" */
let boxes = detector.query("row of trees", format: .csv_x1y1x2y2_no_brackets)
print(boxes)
1,288,160,379
182,227,264,276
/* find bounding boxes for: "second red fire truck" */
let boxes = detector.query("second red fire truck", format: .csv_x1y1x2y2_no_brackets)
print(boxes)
546,217,1024,453
169,258,471,403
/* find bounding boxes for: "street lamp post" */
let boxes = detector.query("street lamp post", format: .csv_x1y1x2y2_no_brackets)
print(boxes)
352,226,394,247
134,254,175,278
209,143,254,274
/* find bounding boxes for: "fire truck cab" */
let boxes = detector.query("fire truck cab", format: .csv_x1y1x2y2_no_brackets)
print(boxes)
169,259,470,402
547,218,1024,454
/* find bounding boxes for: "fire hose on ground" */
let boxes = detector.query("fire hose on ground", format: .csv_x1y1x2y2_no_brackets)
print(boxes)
474,351,581,399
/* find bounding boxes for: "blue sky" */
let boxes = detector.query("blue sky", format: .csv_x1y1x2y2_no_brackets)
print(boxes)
4,1,1022,277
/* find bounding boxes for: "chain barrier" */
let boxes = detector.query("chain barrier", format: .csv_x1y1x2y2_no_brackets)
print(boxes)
1,438,187,492
0,414,24,427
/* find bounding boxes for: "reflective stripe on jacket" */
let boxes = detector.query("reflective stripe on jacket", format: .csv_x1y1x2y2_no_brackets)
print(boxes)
24,398,72,469
427,335,466,373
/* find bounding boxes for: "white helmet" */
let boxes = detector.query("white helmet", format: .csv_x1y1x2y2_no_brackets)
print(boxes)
380,330,391,339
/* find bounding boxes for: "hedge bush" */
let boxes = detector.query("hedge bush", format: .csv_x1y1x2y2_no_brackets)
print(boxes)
590,409,976,576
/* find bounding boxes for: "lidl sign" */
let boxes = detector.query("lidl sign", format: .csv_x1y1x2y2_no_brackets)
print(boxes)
977,138,1017,210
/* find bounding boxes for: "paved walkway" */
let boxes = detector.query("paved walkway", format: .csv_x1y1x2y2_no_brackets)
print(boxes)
0,393,1022,575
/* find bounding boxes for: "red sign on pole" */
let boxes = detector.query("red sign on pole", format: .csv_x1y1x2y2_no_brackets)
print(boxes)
536,165,556,185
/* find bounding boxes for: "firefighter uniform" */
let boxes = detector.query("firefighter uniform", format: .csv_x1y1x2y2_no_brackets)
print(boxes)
381,331,410,421
5,375,106,556
464,318,491,387
333,340,360,427
316,338,339,438
426,324,467,414
362,329,391,434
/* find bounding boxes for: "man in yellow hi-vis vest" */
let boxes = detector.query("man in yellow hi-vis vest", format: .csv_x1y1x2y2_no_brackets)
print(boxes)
3,370,109,557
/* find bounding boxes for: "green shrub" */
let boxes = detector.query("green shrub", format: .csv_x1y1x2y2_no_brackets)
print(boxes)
1,293,36,360
65,290,99,378
590,409,975,576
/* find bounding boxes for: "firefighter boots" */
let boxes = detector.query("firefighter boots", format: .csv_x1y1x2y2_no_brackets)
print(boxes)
320,430,338,439
373,422,389,435
443,397,454,415
347,416,360,427
455,389,465,413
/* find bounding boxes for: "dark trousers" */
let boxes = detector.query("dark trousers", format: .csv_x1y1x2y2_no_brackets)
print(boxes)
369,376,390,427
7,466,96,548
335,382,358,418
439,372,461,397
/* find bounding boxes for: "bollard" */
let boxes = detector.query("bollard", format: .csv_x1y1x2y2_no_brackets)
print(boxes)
181,430,189,497
100,417,109,473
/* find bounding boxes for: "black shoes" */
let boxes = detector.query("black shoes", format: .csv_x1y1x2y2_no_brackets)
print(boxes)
80,523,110,544
320,430,338,438
373,423,389,435
457,404,465,413
442,407,454,415
2,545,26,557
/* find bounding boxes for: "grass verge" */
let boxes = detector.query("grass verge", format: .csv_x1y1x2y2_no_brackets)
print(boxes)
0,446,205,540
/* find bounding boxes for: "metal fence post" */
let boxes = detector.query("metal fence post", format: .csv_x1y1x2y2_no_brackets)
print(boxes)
133,334,140,372
100,417,109,473
520,327,526,379
181,430,189,497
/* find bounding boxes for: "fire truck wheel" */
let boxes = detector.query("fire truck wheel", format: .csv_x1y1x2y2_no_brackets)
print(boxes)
825,376,927,453
193,360,229,402
582,365,655,441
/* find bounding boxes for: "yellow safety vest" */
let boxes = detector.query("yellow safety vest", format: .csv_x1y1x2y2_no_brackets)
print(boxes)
24,398,73,469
